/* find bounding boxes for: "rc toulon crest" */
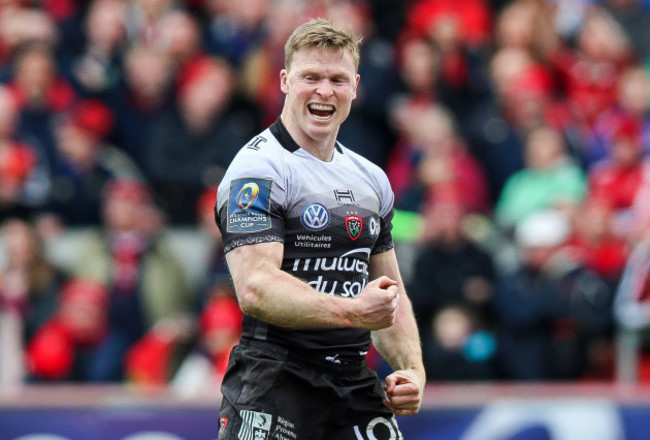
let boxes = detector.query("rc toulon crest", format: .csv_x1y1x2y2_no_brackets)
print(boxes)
345,215,363,240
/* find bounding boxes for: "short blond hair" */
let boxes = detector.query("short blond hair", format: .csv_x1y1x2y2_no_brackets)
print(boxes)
284,18,362,72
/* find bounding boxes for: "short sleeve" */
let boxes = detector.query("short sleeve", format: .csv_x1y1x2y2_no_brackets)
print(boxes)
372,168,395,255
215,147,287,253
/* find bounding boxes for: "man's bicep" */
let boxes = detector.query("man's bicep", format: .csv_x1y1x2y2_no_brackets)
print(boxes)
226,242,284,281
369,249,402,282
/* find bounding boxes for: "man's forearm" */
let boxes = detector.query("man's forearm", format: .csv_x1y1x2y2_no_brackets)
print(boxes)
227,243,402,332
368,250,425,381
372,292,425,382
237,263,355,328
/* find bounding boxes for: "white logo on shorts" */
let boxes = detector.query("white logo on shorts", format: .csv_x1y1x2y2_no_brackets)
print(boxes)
238,410,272,440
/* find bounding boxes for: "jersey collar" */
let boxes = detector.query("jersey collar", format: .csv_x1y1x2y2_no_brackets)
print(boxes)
270,117,343,155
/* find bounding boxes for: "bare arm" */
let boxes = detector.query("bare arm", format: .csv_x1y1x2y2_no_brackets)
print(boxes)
226,242,399,329
370,249,425,415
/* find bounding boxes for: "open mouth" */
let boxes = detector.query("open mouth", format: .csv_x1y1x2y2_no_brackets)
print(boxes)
308,103,335,120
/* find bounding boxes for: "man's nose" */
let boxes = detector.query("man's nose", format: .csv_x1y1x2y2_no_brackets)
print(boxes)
316,81,333,97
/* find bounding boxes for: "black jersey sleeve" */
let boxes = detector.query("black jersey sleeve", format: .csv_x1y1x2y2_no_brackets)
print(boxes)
371,167,395,255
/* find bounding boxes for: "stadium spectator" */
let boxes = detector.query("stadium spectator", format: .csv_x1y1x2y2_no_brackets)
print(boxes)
47,99,143,226
145,56,259,224
601,0,650,60
495,125,587,231
240,0,306,126
0,86,50,220
493,209,614,380
386,35,447,204
106,44,174,170
156,8,210,96
463,47,530,202
408,200,496,337
614,213,650,336
387,103,489,212
194,188,229,307
414,105,490,213
326,0,400,167
547,6,634,131
171,290,242,394
70,178,192,381
62,0,126,98
0,6,59,80
391,36,440,109
0,218,67,385
422,304,498,381
612,203,650,381
566,197,629,288
405,0,493,48
586,65,650,168
0,218,66,345
8,42,77,168
202,0,268,67
26,278,110,382
588,117,650,238
123,0,175,48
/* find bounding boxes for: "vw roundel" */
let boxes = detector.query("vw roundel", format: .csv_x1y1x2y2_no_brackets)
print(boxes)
301,203,330,231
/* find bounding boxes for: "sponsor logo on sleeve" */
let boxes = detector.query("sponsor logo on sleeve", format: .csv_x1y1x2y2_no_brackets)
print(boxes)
369,217,380,238
246,135,267,151
301,203,330,231
227,178,273,233
345,215,363,240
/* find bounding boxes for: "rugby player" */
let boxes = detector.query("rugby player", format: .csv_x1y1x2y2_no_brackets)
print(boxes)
215,17,425,440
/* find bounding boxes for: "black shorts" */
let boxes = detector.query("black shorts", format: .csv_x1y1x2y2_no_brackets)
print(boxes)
217,339,403,440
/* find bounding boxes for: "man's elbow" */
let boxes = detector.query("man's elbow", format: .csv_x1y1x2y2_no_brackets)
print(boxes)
233,276,265,318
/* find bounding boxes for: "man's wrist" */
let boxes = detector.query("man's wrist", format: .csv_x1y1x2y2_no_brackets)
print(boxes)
403,365,426,387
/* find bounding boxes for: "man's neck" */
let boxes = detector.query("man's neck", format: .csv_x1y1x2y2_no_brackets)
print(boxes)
280,112,337,162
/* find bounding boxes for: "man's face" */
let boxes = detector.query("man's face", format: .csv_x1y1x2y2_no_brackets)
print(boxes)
280,46,359,147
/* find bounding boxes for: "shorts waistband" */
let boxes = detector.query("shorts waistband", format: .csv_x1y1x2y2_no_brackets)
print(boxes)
239,338,367,373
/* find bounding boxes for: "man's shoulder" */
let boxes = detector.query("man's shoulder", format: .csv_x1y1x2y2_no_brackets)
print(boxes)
338,142,386,178
339,143,394,202
217,127,288,208
229,127,288,165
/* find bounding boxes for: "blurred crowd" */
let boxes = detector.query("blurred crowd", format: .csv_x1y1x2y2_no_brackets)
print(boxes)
2,0,650,390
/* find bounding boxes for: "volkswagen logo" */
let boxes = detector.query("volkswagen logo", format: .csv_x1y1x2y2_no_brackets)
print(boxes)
301,203,330,231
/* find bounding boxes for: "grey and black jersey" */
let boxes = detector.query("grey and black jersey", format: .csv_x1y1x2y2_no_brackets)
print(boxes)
216,118,395,359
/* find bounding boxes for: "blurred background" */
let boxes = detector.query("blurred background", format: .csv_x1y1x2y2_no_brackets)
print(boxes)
2,0,650,438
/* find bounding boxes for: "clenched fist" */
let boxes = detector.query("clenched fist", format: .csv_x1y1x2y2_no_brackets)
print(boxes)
348,276,399,330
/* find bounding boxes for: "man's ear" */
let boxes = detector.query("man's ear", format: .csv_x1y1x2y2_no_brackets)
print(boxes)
280,69,289,94
352,73,360,100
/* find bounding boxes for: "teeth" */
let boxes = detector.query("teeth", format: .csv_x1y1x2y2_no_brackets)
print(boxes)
309,104,334,111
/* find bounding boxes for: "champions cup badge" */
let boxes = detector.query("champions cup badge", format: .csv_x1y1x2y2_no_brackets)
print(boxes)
345,215,363,240
236,182,260,210
227,178,272,233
